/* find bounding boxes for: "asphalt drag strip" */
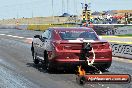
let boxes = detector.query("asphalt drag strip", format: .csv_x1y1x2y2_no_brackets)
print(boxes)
0,58,39,88
0,29,132,88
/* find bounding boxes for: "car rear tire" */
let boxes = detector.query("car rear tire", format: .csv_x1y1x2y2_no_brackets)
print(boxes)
99,62,112,72
44,51,53,72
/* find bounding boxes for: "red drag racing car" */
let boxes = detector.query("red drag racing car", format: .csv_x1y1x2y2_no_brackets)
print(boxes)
31,27,112,71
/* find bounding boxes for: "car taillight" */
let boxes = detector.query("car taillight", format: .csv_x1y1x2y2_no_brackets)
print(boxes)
52,41,63,51
56,45,64,50
93,42,110,50
101,43,110,49
64,46,71,50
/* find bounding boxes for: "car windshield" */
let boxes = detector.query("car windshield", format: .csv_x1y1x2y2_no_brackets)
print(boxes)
59,31,98,40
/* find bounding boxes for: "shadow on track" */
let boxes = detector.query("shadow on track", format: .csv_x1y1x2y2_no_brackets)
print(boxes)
26,62,109,75
26,62,76,74
26,63,47,73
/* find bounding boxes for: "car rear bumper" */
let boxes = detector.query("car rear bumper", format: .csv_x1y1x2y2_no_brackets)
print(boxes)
50,59,112,70
48,49,112,70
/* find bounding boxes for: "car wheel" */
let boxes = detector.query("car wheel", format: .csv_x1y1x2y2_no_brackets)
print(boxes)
99,62,112,72
33,51,39,65
44,52,53,72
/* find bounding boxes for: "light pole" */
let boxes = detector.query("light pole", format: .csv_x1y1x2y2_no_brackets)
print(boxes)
32,11,34,18
52,0,54,23
67,0,69,13
62,0,64,14
17,12,19,19
74,0,75,14
74,0,78,23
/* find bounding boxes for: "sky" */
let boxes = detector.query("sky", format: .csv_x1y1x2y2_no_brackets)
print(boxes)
0,0,132,19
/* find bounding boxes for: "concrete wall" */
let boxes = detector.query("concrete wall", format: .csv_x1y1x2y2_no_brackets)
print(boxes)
16,25,28,30
0,24,28,30
0,25,16,29
94,25,132,35
0,24,76,30
114,26,132,35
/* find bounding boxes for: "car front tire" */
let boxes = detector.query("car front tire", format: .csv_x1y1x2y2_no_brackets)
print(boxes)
32,51,39,65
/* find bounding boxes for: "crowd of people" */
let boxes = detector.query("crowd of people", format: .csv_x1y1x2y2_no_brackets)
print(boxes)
91,17,118,24
81,13,132,24
81,17,131,25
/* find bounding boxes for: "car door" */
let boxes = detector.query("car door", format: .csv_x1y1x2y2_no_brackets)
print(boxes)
38,29,52,57
44,30,52,52
33,35,42,55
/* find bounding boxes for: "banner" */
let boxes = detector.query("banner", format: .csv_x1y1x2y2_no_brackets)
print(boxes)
110,43,132,59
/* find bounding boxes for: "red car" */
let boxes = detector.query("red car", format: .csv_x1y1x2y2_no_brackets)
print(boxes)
31,27,112,71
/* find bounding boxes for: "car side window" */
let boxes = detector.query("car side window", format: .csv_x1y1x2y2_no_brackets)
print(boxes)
42,29,51,39
42,30,48,38
47,30,52,39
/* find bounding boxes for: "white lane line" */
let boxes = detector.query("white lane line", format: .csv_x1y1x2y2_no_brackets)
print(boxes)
0,33,25,39
113,57,132,63
98,83,101,85
0,34,6,35
24,38,33,44
26,38,33,40
0,34,33,44
6,35,13,37
12,36,19,38
90,85,93,87
91,85,94,87
17,37,24,39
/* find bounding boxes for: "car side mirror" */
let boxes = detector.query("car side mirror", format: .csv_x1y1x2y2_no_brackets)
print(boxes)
41,37,48,42
34,35,40,38
42,37,48,39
